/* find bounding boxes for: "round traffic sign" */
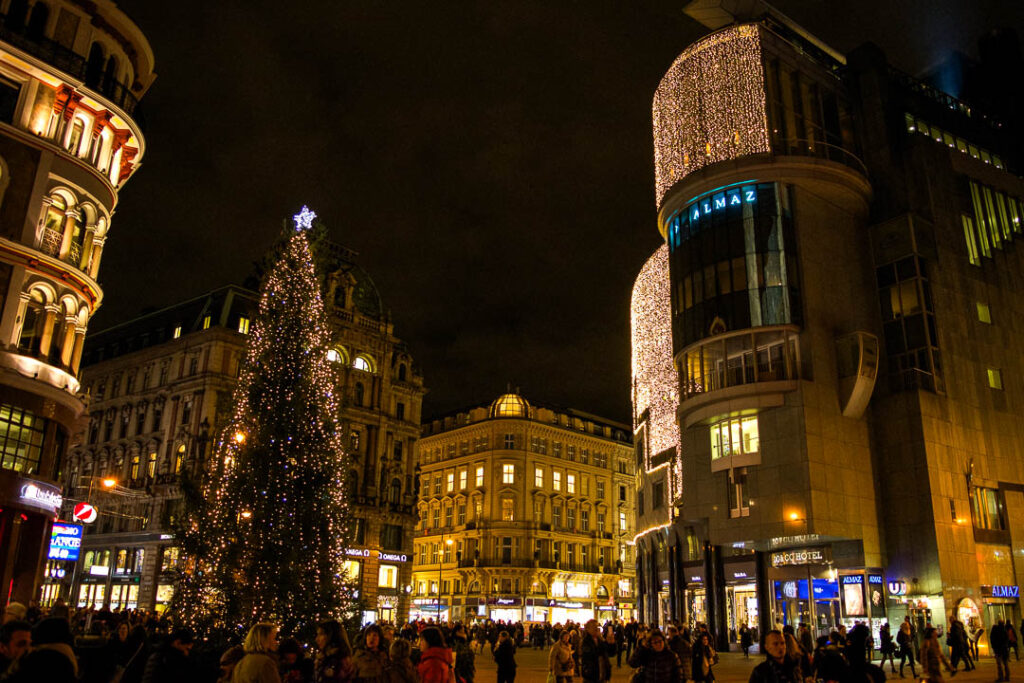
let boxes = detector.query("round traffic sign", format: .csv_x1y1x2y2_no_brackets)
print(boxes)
73,502,97,523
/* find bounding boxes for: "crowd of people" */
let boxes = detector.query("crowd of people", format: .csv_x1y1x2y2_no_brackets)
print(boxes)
1,597,1021,683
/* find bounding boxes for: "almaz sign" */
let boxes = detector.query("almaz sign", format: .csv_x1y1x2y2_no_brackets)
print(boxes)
990,585,1020,599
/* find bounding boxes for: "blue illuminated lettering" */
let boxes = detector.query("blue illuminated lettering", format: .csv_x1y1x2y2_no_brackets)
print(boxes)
730,194,741,205
745,190,756,202
692,209,700,220
714,197,726,210
702,202,711,214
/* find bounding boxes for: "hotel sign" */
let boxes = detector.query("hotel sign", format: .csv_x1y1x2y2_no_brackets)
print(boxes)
770,547,830,567
18,480,63,514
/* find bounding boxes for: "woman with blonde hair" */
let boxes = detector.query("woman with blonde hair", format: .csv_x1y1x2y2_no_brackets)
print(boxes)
233,622,282,683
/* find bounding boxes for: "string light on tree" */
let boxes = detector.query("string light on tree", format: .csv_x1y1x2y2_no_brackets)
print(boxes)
174,205,353,638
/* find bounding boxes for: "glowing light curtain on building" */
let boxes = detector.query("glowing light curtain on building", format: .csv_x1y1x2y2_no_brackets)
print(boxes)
653,24,771,208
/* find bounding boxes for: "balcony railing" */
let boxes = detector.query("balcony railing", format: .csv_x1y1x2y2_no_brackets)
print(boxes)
0,16,139,114
768,136,869,178
39,228,61,257
681,325,800,400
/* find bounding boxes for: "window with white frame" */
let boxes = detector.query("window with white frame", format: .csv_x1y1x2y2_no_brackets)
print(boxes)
553,471,562,491
535,467,543,488
710,416,759,461
502,463,515,484
476,466,484,487
567,473,576,494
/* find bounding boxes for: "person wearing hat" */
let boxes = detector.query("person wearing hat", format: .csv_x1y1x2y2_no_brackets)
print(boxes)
1,603,26,625
1,617,78,683
141,627,198,683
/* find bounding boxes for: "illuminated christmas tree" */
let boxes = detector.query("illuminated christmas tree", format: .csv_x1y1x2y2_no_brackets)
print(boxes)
175,206,352,637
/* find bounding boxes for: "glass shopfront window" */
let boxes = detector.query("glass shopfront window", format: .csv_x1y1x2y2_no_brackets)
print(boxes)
0,403,47,474
666,182,801,349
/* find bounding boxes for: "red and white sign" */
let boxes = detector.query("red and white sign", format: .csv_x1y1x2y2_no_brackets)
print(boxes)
73,502,97,523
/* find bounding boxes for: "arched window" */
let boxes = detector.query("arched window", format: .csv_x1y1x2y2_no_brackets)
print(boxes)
326,349,341,363
596,585,609,598
85,43,104,88
353,382,364,406
17,290,46,354
353,354,374,372
102,55,118,95
26,2,48,40
67,118,85,155
389,478,402,504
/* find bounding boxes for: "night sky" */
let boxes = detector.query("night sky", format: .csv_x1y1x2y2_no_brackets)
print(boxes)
99,1,1024,422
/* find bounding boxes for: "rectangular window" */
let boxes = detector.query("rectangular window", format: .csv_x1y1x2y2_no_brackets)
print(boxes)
0,404,48,474
201,315,211,330
728,469,751,518
970,486,1006,530
970,182,993,258
476,466,484,487
378,564,398,588
553,505,562,528
619,485,627,502
567,473,576,494
567,445,576,461
652,481,664,509
977,302,992,324
457,503,466,525
173,326,182,339
597,512,605,532
597,480,605,499
710,416,760,461
380,524,403,550
444,504,453,527
580,449,589,465
988,368,1003,390
504,434,515,449
446,473,454,492
459,469,467,489
501,498,514,521
962,214,981,266
619,511,627,533
237,317,250,334
581,509,589,532
396,403,405,420
433,475,441,495
535,467,543,488
502,463,515,484
553,471,562,491
431,508,440,528
567,507,576,530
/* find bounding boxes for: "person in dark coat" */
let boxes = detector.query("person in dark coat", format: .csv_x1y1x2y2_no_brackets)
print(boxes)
690,632,716,683
739,625,753,659
991,619,1011,682
580,620,611,683
492,631,516,683
313,620,353,683
0,620,31,676
628,629,681,683
748,631,799,683
2,617,78,683
452,624,476,683
141,628,198,683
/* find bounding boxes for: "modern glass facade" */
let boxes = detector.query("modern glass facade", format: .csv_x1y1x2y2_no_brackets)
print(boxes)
665,182,802,349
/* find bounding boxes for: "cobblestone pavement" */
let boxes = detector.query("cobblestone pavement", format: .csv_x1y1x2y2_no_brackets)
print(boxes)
471,644,1024,683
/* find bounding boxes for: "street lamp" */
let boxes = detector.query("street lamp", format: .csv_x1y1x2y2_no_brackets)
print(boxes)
438,534,453,622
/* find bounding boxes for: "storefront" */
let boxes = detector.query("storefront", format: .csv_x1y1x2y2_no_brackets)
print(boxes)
0,473,63,606
722,559,758,644
525,598,549,623
409,597,448,622
768,546,841,635
982,584,1020,631
489,596,523,622
684,563,707,627
549,599,595,625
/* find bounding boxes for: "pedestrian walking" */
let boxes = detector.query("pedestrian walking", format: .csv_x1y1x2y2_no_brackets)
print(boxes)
549,630,576,683
748,631,799,683
452,623,476,683
919,627,955,683
492,631,517,683
991,619,1011,682
739,625,753,659
627,629,681,683
1007,622,1020,662
690,632,716,683
879,622,896,674
897,621,917,678
313,619,354,683
233,623,282,683
417,627,453,683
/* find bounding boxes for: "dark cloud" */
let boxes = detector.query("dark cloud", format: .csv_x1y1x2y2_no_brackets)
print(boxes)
101,0,1023,422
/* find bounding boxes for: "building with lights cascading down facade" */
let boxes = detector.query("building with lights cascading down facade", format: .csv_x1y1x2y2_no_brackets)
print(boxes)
0,0,153,606
413,392,636,624
637,0,1024,649
49,242,426,621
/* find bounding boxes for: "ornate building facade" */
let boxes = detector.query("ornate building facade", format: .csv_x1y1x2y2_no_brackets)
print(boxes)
412,392,636,624
0,0,153,605
53,245,426,619
640,0,1024,651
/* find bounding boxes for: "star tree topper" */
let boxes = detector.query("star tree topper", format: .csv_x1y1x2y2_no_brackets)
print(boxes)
293,205,316,231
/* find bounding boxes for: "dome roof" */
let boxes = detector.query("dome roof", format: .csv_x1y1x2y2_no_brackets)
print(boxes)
490,393,530,418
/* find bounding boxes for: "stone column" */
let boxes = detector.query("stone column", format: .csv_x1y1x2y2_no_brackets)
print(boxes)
12,292,31,347
88,237,105,278
58,210,80,259
79,226,96,270
71,327,87,375
38,304,60,357
59,315,77,367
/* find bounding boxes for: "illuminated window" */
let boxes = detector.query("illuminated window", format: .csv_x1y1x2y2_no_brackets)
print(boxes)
962,215,981,266
459,469,467,489
501,498,514,521
326,349,341,363
553,471,562,491
728,469,751,518
202,315,211,330
172,326,182,339
0,403,47,474
988,368,1003,390
619,511,627,532
502,464,514,484
475,466,484,487
375,563,398,588
534,467,543,488
353,355,373,372
342,559,361,583
970,486,1006,530
977,303,992,324
710,416,759,461
446,473,454,492
237,317,250,334
597,480,605,499
567,473,576,494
